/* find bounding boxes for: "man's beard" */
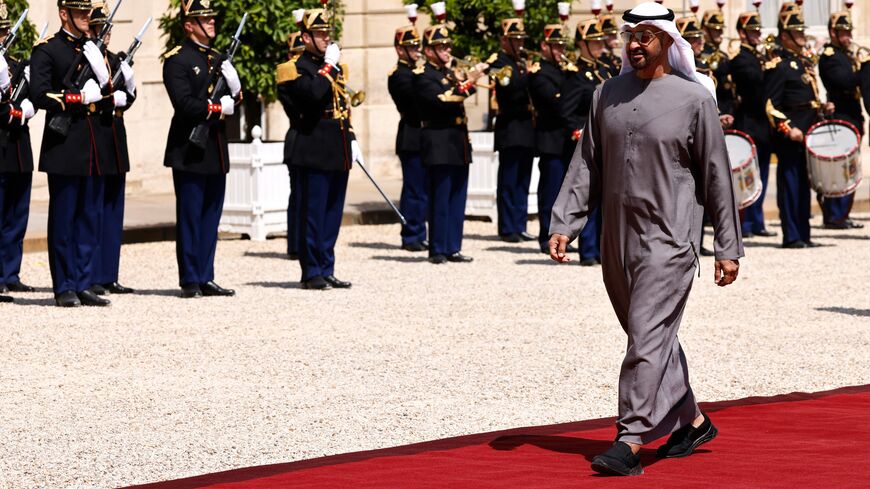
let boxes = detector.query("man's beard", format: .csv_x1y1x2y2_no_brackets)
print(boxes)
628,48,650,69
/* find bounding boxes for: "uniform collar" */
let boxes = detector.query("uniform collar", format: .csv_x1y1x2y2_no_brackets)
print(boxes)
302,50,324,63
59,28,83,44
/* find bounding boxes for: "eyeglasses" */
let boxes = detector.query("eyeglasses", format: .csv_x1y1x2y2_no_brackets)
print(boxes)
620,30,666,46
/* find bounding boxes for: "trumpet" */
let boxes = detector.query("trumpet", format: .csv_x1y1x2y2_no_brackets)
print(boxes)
853,43,870,63
344,85,366,107
453,56,512,87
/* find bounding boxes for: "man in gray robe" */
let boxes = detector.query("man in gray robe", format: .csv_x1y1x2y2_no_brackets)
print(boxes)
548,2,743,477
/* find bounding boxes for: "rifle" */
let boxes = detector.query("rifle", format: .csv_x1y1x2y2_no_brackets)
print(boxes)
0,9,28,58
189,12,247,149
111,16,151,89
48,0,123,136
8,22,48,109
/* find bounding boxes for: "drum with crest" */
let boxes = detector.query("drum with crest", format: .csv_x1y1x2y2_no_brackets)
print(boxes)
724,130,763,210
804,120,862,198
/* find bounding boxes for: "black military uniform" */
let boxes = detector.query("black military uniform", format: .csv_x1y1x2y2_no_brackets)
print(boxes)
90,1,136,294
818,11,863,229
281,30,304,260
490,18,535,242
558,18,609,265
0,0,35,297
861,49,870,139
764,9,819,248
277,9,355,290
30,0,114,307
529,24,570,253
730,12,776,237
389,25,427,252
162,0,241,297
701,10,735,117
414,24,475,264
598,14,622,77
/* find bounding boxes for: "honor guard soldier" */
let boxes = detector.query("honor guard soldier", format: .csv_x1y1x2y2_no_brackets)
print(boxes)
730,11,777,238
31,0,114,307
389,19,428,252
599,14,622,77
491,1,536,244
414,24,486,264
559,18,609,266
701,9,735,127
89,1,136,296
529,23,573,254
764,8,833,248
861,48,870,137
0,0,36,298
163,0,241,298
282,8,305,261
677,16,713,78
276,9,356,290
818,11,863,230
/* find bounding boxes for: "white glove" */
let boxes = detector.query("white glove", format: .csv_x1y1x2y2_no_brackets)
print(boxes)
221,60,241,97
324,43,341,67
351,140,364,164
113,90,128,108
119,60,136,96
20,99,35,120
81,79,103,104
219,95,235,116
23,66,30,83
0,56,9,91
83,41,110,88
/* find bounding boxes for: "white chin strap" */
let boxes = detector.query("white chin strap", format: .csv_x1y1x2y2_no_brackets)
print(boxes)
620,19,717,100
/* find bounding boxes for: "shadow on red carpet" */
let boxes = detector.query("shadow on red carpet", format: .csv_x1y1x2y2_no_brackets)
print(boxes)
125,385,870,488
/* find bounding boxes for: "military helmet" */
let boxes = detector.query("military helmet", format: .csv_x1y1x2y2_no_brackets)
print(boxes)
422,24,450,48
0,0,11,29
302,9,330,33
501,18,527,39
736,12,762,31
828,11,852,31
181,0,216,18
395,25,421,47
778,8,806,31
287,31,304,53
543,24,570,45
677,17,704,38
57,0,93,10
780,2,800,14
599,14,619,36
89,1,109,26
576,18,605,42
701,10,725,29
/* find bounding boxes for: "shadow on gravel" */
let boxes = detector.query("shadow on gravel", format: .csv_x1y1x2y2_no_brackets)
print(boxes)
349,241,396,250
464,233,504,242
810,234,870,241
514,258,554,265
486,245,541,254
244,251,292,260
135,289,185,297
371,255,429,263
247,281,304,290
488,434,672,469
816,307,870,318
5,297,57,307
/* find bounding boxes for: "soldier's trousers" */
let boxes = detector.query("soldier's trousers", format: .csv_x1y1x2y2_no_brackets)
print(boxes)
775,140,812,244
287,165,299,256
0,172,31,285
173,170,225,287
578,207,601,261
297,167,348,281
741,139,772,234
96,174,126,285
819,194,853,225
399,151,428,246
537,153,568,246
496,147,533,237
428,164,468,257
47,174,104,294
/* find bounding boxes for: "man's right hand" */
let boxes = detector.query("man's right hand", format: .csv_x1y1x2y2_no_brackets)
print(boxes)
788,127,804,142
549,234,572,263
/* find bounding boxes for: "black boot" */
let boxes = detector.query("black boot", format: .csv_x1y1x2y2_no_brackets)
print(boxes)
201,281,235,297
78,290,111,307
591,442,643,476
324,275,352,288
55,291,81,307
6,281,35,293
181,284,203,298
104,282,135,294
302,276,331,290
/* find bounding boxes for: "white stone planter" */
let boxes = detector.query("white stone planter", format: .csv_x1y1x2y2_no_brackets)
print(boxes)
220,126,289,241
466,131,540,222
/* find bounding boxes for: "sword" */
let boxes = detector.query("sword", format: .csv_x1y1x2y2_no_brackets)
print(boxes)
356,159,407,226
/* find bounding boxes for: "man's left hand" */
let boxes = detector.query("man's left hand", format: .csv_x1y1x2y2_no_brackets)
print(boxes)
719,114,734,130
823,102,835,116
714,259,739,287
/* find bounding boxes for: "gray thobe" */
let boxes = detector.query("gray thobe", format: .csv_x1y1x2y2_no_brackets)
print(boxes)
550,72,744,445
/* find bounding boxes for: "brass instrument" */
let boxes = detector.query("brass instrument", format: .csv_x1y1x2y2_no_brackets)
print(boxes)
854,44,870,63
453,56,512,87
344,85,366,107
727,38,742,58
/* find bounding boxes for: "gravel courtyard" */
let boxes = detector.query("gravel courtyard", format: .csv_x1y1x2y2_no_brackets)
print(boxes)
2,218,869,488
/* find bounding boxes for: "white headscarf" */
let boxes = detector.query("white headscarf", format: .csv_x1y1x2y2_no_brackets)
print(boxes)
619,2,717,100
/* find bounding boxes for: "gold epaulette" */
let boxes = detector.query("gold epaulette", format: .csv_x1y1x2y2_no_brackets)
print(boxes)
412,65,425,75
764,56,781,71
388,65,398,76
276,60,299,84
823,46,835,57
861,54,870,65
34,35,53,47
164,45,182,58
528,62,540,74
486,53,498,64
564,62,578,73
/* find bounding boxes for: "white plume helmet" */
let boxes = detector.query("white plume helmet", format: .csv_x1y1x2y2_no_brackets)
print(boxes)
511,0,526,13
558,2,571,17
591,0,603,11
404,3,418,20
606,0,614,7
690,0,700,10
620,1,717,99
292,8,305,25
430,2,446,19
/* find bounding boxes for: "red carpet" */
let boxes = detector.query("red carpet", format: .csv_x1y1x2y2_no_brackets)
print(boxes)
128,385,870,489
